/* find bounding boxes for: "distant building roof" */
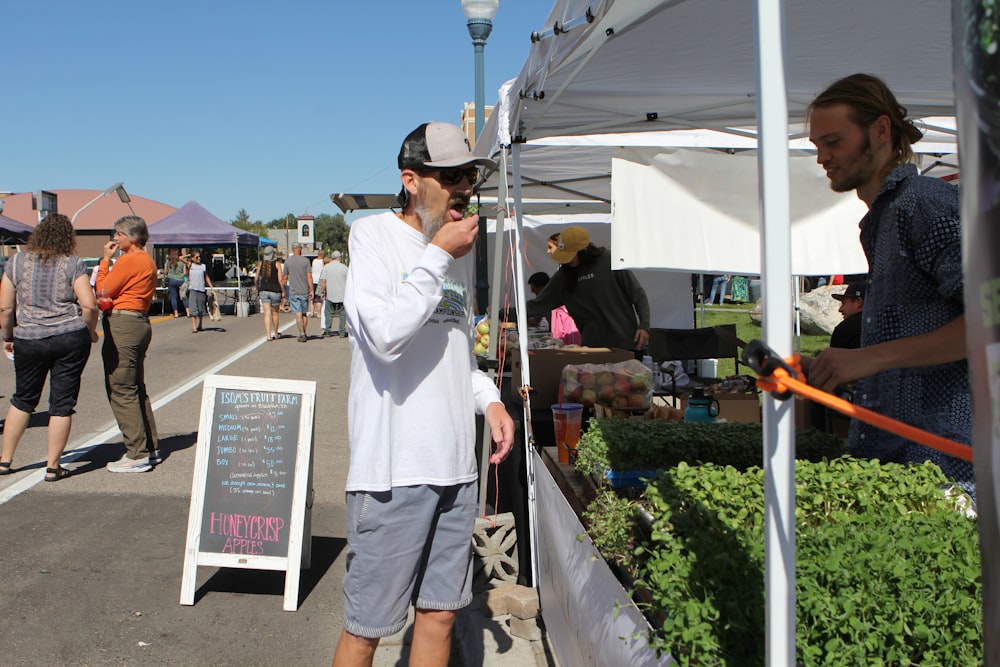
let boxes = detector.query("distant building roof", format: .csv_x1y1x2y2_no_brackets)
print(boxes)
0,189,176,231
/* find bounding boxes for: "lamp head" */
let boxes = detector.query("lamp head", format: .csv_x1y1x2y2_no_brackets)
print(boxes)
461,0,499,21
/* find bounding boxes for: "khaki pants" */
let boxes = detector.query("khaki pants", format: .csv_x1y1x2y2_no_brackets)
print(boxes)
102,313,159,459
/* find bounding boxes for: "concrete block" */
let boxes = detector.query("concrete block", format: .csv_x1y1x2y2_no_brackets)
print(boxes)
509,615,542,642
505,585,539,620
480,585,514,618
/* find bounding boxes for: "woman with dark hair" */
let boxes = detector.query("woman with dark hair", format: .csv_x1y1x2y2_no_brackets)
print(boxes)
0,213,99,481
526,226,650,353
163,247,188,318
96,215,159,473
255,245,285,341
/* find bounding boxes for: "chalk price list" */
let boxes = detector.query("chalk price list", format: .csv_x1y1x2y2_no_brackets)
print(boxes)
202,390,301,556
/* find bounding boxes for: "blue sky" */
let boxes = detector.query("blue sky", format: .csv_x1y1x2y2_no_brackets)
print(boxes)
2,0,547,224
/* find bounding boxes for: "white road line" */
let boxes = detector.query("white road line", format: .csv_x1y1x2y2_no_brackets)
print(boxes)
0,321,296,505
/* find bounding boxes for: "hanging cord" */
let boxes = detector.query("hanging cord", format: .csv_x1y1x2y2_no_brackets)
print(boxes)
742,340,973,462
481,231,518,527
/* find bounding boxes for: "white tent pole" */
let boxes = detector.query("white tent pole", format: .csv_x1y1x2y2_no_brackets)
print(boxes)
754,1,796,665
510,143,540,589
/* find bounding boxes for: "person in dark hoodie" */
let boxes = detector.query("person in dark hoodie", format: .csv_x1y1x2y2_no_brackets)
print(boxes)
526,226,650,354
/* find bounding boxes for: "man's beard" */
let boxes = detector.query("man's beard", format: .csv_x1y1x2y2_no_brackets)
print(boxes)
415,202,449,242
830,133,877,193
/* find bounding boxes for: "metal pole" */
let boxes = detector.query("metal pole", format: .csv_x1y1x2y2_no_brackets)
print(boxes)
468,15,493,315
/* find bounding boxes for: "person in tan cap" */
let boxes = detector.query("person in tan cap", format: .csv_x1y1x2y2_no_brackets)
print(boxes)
332,122,514,667
526,225,650,353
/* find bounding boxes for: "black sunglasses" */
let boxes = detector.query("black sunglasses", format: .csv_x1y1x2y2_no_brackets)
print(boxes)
419,166,480,186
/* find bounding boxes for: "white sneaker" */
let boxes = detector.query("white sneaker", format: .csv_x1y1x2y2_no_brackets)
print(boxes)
107,454,152,473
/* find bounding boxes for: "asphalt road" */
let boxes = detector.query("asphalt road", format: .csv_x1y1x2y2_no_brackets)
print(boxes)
0,310,542,667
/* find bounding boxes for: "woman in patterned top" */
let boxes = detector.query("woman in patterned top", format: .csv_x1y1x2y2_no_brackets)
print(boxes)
0,213,99,481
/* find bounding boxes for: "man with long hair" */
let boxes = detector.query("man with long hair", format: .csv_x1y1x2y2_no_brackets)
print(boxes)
805,73,973,500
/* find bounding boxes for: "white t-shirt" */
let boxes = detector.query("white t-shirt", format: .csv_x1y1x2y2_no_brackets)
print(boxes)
311,257,324,285
188,263,208,292
344,212,501,492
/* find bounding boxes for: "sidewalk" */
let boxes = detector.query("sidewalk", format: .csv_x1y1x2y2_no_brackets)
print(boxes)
0,311,551,666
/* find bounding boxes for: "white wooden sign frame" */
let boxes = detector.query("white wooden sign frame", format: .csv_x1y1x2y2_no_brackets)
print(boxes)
180,374,316,611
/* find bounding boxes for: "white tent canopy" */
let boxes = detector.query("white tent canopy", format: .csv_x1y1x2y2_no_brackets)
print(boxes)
483,0,953,148
475,1,956,665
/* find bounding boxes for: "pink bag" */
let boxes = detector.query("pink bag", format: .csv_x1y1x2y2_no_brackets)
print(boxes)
550,306,581,345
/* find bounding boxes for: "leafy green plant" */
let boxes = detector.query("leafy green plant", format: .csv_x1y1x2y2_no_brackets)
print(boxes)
581,490,642,568
575,418,847,483
618,459,982,665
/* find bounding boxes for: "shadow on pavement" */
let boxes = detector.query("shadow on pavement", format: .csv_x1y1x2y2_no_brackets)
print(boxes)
64,431,199,476
192,535,346,607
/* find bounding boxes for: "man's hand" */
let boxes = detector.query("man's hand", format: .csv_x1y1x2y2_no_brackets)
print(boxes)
485,401,515,465
634,328,650,350
807,346,881,393
431,214,479,259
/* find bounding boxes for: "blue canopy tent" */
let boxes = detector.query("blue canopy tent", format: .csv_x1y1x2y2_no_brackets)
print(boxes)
148,201,265,312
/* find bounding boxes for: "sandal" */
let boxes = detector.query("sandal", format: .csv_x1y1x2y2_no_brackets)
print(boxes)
0,461,12,476
44,466,72,482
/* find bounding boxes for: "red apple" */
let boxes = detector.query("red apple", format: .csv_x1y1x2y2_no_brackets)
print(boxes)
614,377,632,396
579,370,596,388
611,395,629,408
628,392,648,408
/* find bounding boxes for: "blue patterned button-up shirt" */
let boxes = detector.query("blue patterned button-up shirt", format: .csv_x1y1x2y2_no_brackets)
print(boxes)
850,164,974,497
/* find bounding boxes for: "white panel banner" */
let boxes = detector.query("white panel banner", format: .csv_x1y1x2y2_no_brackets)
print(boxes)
611,147,870,275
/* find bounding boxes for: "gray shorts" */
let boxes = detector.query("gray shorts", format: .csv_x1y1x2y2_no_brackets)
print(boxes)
342,482,477,638
259,290,282,306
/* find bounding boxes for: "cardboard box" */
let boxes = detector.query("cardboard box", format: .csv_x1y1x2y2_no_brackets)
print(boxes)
511,347,635,409
657,391,762,424
594,404,647,421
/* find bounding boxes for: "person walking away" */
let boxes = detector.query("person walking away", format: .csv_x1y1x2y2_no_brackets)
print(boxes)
526,226,650,354
0,214,99,481
310,248,326,318
706,274,730,305
183,251,214,333
283,243,312,342
320,250,348,338
256,245,285,341
164,248,188,318
332,121,514,667
804,73,974,501
96,216,160,473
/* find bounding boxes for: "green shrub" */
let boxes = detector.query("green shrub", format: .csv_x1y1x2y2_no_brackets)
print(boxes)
575,418,847,482
629,459,982,666
580,490,642,568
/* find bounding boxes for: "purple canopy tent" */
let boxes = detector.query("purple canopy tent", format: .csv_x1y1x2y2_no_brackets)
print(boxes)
0,213,34,244
148,201,263,313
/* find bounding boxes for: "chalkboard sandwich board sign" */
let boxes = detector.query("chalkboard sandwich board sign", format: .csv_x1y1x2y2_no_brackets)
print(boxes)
180,374,316,611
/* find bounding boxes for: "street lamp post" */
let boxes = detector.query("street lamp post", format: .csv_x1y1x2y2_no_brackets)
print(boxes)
71,182,135,224
462,0,498,140
462,0,499,315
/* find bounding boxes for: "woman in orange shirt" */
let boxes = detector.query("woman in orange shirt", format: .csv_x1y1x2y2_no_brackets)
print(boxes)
95,215,159,473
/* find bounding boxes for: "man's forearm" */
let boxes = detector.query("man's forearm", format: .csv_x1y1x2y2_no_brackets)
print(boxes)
868,314,967,372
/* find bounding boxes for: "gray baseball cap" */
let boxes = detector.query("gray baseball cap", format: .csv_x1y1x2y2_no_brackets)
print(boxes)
397,122,496,171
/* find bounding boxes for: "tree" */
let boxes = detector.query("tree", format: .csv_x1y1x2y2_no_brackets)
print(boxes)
313,213,350,253
231,209,270,237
